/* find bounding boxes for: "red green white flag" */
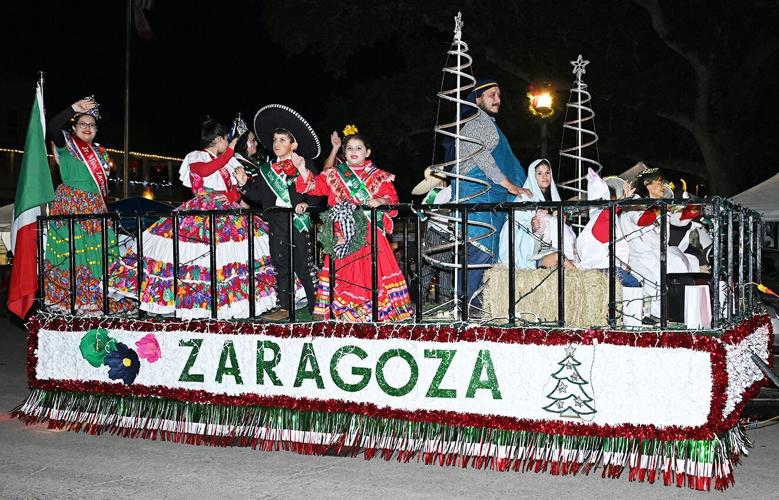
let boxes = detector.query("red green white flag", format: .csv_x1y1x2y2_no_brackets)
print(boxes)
8,82,55,319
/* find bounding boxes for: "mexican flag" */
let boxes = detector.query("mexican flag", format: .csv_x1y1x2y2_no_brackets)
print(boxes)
8,83,54,319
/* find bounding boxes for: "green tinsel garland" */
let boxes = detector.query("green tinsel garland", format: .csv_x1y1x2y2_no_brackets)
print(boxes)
318,206,368,257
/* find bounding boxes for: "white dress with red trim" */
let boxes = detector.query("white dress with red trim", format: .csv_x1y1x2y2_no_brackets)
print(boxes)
109,150,277,319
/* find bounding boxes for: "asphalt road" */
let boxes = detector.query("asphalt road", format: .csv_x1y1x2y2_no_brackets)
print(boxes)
1,317,777,499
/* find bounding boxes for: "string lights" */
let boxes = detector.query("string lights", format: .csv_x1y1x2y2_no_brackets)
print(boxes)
0,147,182,162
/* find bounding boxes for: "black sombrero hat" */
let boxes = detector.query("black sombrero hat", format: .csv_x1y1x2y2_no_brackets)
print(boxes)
253,104,321,159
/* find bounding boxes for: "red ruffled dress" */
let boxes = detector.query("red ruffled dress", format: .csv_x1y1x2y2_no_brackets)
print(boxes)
296,161,412,322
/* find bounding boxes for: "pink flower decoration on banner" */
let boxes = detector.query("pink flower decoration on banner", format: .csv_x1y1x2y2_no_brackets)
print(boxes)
135,334,162,363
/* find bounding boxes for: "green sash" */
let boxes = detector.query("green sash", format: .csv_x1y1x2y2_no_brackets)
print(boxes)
334,162,372,202
333,162,385,233
259,162,311,232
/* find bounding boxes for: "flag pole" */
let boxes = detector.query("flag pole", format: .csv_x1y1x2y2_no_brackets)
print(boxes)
38,70,47,216
38,71,44,112
123,0,131,199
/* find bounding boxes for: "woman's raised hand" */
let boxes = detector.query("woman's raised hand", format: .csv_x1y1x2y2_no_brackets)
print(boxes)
71,97,96,113
234,167,248,186
229,136,238,150
622,180,635,199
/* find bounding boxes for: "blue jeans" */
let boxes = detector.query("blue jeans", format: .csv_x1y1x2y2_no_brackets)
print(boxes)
599,268,641,288
457,244,493,306
618,268,642,288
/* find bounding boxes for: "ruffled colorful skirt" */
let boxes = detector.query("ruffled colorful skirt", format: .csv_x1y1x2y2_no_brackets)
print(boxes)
44,184,136,315
315,227,413,322
108,191,277,319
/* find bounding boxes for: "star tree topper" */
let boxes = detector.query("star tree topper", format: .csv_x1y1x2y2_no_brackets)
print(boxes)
453,11,463,41
570,54,589,82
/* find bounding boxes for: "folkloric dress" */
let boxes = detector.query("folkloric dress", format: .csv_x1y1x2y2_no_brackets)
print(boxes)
109,148,277,319
44,107,134,315
296,160,413,322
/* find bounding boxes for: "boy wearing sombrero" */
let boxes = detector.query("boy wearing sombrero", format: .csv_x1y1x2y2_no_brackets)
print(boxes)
234,104,323,320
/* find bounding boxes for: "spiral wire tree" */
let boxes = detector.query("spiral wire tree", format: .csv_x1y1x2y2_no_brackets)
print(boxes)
424,12,495,318
557,55,603,228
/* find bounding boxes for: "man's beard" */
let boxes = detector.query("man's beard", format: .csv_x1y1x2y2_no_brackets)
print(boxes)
477,102,500,115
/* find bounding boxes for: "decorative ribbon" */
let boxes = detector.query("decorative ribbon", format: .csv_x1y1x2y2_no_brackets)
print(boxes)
330,202,359,259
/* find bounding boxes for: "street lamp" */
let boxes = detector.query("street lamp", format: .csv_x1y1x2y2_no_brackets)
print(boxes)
527,83,557,158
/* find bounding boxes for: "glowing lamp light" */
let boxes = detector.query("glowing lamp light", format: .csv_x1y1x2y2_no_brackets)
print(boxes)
534,92,553,112
142,187,155,200
527,86,556,119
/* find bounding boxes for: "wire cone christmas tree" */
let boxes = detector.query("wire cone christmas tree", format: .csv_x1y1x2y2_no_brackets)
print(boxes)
542,345,597,418
557,55,603,201
424,12,494,317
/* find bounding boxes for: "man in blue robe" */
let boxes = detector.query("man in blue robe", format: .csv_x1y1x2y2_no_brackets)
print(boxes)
453,78,529,307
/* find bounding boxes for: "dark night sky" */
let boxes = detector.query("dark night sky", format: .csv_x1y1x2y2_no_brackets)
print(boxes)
1,1,338,155
2,0,778,200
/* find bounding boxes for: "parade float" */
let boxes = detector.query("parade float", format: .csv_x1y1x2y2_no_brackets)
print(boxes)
12,13,773,493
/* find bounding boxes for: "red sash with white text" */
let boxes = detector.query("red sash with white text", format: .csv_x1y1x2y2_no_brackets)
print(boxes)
64,132,108,197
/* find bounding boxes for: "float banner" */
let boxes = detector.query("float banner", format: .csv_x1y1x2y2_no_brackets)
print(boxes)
14,315,771,491
22,315,771,439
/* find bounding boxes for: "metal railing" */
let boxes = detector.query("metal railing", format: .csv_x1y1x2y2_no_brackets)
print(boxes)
35,196,763,329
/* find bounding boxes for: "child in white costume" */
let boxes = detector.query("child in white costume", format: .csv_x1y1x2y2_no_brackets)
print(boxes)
620,167,698,321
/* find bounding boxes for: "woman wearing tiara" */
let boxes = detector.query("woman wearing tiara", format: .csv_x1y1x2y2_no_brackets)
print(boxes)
620,165,698,323
43,97,134,315
109,116,276,319
231,114,271,182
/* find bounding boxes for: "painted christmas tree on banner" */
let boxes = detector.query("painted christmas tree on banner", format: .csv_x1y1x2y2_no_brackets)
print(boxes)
542,345,596,418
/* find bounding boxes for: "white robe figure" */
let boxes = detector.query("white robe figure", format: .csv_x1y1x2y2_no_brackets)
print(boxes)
621,196,698,318
498,159,577,268
576,168,630,271
576,169,643,326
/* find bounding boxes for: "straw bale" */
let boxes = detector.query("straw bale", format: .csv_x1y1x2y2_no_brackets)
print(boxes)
482,265,623,328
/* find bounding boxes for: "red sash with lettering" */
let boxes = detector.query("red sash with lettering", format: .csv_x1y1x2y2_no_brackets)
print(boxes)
218,166,233,191
64,132,108,197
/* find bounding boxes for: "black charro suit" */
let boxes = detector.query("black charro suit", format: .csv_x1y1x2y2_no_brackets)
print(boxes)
238,158,323,312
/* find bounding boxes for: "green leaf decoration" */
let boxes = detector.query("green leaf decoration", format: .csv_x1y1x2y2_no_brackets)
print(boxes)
79,328,118,368
318,206,368,257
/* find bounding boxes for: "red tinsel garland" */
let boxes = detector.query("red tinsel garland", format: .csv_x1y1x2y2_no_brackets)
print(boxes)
24,314,771,442
25,314,769,347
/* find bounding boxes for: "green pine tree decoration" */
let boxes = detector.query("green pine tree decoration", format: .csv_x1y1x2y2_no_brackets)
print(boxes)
542,345,596,418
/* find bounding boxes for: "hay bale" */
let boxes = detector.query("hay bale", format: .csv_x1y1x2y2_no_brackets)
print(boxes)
483,265,623,328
